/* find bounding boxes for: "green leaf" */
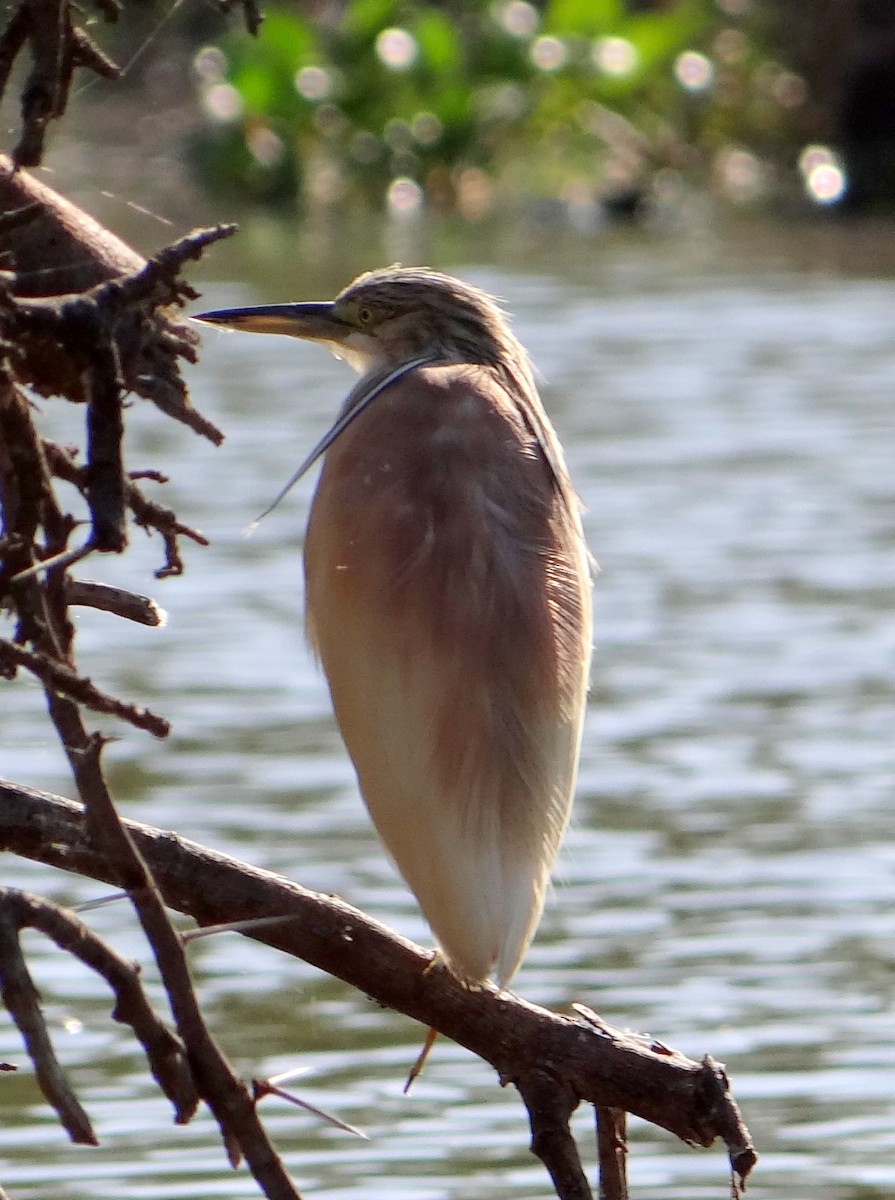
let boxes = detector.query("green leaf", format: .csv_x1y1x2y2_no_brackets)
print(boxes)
621,0,714,70
413,9,461,74
342,0,400,40
231,61,279,112
544,0,625,36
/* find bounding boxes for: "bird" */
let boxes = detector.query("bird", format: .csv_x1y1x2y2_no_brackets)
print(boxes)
195,266,593,1080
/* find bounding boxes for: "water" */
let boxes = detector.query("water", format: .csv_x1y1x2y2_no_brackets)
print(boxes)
2,223,894,1199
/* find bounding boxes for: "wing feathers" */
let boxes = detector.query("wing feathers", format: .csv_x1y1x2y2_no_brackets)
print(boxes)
304,362,591,985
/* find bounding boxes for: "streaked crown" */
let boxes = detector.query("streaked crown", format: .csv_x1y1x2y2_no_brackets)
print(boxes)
333,266,535,383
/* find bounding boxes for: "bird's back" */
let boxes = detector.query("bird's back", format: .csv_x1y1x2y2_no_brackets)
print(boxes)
304,361,591,986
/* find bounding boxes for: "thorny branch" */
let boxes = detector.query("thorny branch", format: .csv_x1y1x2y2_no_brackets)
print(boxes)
48,715,304,1200
0,158,311,1198
0,0,261,168
0,886,197,1138
0,637,170,736
0,780,760,1200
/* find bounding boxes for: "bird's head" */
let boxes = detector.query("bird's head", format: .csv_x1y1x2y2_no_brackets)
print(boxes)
194,266,526,377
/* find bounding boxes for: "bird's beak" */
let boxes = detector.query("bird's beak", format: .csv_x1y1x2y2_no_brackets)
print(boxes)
197,300,437,528
192,302,350,343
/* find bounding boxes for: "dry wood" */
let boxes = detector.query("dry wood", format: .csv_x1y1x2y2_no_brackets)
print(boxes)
0,778,759,1196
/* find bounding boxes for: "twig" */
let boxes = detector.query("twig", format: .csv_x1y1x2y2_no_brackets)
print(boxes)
0,637,170,737
0,0,123,167
0,902,97,1144
10,541,94,583
65,579,166,626
595,1108,628,1200
518,1068,591,1200
83,335,127,551
252,1076,367,1138
0,886,197,1124
41,439,210,574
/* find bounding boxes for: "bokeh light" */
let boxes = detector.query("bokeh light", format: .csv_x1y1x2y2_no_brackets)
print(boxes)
294,66,330,101
798,143,835,176
201,83,243,123
531,36,567,72
375,28,418,71
411,112,443,147
714,146,764,203
455,167,493,221
246,125,285,168
592,37,639,78
476,81,527,123
713,28,749,64
498,0,538,38
350,131,381,164
805,163,846,204
387,177,424,216
675,50,715,92
798,145,847,205
771,70,807,108
193,47,227,83
384,119,413,152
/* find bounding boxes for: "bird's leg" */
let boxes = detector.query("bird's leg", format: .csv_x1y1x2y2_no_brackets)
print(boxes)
403,949,445,1092
403,1026,440,1093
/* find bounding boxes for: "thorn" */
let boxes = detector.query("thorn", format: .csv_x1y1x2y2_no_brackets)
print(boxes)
403,1026,439,1094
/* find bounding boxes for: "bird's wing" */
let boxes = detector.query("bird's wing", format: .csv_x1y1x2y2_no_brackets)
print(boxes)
303,362,592,985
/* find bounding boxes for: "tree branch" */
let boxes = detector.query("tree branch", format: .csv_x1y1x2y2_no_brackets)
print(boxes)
64,579,166,627
35,710,302,1200
0,157,228,444
0,638,170,737
0,886,197,1129
0,901,97,1144
595,1107,628,1200
0,778,759,1195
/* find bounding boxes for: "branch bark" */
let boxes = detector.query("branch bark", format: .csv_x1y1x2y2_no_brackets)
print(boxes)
0,157,228,444
0,778,759,1195
0,886,197,1131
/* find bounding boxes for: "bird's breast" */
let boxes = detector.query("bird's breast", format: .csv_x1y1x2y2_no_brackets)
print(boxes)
302,361,591,984
304,360,586,794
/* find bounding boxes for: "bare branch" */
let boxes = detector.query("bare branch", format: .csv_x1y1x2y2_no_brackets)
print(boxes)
518,1068,591,1200
0,638,170,737
65,579,166,627
0,902,97,1144
42,723,303,1200
0,0,123,168
595,1108,628,1200
0,159,227,444
0,886,198,1124
0,778,759,1193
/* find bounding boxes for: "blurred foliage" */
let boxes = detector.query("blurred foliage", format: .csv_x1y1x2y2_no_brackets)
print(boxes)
188,0,822,218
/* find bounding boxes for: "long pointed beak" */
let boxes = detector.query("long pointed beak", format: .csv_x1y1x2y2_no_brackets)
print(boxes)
195,301,437,528
192,301,349,342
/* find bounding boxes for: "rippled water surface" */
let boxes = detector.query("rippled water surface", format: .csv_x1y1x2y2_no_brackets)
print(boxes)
2,224,894,1199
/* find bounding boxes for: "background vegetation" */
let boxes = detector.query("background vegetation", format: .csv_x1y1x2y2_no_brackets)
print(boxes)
180,0,895,221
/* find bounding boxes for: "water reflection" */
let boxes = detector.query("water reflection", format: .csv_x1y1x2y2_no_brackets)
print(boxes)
2,229,895,1198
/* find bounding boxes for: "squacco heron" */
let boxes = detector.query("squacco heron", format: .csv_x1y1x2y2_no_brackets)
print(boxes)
196,267,592,1076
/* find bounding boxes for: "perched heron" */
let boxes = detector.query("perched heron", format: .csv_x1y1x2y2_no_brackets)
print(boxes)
195,267,593,1077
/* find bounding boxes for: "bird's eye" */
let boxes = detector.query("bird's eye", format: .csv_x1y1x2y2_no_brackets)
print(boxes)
357,306,373,325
